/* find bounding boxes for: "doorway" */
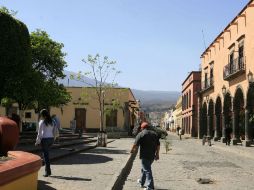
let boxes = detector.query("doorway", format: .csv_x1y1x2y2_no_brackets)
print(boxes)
75,108,86,133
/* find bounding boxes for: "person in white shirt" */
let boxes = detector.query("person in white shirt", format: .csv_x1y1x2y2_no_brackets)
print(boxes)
35,109,56,177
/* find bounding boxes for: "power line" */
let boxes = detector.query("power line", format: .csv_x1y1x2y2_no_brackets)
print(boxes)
202,29,207,50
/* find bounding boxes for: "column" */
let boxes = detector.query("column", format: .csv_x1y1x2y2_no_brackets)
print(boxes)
244,109,251,146
232,111,237,145
124,102,130,132
213,114,219,141
207,115,210,137
221,112,226,143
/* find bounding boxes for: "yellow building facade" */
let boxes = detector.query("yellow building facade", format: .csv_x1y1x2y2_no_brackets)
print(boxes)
0,87,138,134
51,87,138,133
199,1,254,146
173,96,182,132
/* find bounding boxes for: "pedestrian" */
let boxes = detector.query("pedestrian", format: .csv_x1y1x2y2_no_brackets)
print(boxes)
52,114,60,142
225,125,232,146
130,122,160,190
179,128,183,140
176,126,180,136
35,109,58,177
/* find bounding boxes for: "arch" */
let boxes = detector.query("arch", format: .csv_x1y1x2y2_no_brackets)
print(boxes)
223,93,232,130
233,88,245,140
247,84,254,140
215,96,222,138
200,102,208,137
208,100,214,137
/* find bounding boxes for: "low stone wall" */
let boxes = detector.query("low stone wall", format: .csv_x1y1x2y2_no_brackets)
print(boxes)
0,151,42,190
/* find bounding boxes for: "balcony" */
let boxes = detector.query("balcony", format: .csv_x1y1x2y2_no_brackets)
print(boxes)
223,57,246,81
201,77,214,92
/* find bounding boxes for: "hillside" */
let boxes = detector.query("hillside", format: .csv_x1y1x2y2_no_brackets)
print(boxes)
131,89,180,112
59,71,180,112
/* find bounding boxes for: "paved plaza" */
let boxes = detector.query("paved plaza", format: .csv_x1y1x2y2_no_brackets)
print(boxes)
37,134,254,190
37,138,135,190
124,134,254,190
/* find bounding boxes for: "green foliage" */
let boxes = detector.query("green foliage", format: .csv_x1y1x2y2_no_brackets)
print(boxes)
0,8,33,102
30,29,71,110
0,97,14,108
0,6,17,16
0,8,35,108
74,54,121,131
35,80,71,112
30,29,67,80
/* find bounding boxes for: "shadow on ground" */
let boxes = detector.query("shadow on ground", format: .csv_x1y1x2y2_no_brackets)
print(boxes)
52,153,113,165
50,175,92,181
37,180,57,190
88,148,129,155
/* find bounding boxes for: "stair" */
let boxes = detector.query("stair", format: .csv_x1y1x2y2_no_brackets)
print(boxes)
16,129,100,161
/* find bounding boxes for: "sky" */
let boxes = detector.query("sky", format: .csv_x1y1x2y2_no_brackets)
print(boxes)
0,0,250,91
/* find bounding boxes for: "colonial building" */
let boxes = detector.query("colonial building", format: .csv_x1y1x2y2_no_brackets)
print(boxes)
182,71,201,137
0,87,139,134
199,0,254,146
173,96,182,132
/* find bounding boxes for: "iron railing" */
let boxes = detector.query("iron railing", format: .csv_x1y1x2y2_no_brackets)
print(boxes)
223,57,245,80
201,77,214,91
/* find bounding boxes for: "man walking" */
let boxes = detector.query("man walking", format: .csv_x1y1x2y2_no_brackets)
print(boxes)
130,122,160,190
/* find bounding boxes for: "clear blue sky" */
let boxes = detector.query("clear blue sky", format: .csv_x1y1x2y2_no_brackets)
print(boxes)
0,0,250,91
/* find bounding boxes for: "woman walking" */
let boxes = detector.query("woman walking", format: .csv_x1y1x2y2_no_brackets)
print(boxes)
35,109,57,177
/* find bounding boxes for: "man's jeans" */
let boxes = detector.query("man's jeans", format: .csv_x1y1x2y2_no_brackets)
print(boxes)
140,158,154,189
41,138,54,175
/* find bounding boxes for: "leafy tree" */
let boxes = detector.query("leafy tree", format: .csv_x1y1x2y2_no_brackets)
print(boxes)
0,6,17,16
0,8,32,101
30,29,67,80
73,54,121,132
35,80,71,112
30,29,71,111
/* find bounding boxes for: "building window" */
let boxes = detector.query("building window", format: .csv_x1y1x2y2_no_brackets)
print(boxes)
229,52,234,74
25,112,31,118
238,43,244,69
106,109,117,127
189,90,191,107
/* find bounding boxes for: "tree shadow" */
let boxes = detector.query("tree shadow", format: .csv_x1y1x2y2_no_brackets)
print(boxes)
50,175,91,181
52,153,113,165
37,180,57,190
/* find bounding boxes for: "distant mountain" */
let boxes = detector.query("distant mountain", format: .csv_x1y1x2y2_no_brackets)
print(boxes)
59,70,180,112
58,70,96,87
131,89,180,112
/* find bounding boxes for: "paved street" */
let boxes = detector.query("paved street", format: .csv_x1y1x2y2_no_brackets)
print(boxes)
37,138,135,190
123,133,254,190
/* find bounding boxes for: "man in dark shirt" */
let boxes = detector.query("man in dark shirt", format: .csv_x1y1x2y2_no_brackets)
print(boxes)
130,122,160,190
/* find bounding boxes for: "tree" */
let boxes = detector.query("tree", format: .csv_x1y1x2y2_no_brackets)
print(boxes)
30,29,67,80
30,29,71,111
0,8,32,101
72,54,121,146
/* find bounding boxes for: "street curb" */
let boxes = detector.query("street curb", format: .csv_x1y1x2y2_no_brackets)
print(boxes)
106,148,138,190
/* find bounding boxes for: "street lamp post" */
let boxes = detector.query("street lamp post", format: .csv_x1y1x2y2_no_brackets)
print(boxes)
205,95,210,138
221,85,227,143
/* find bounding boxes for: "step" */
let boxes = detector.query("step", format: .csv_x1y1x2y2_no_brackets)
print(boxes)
16,138,97,153
38,139,115,163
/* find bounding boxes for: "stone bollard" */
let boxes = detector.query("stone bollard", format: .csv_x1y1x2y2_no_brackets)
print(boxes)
0,117,19,156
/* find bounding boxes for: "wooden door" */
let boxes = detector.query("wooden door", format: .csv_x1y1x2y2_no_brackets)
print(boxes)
75,108,86,132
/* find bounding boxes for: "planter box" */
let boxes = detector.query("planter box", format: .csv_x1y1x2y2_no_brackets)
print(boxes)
0,151,42,190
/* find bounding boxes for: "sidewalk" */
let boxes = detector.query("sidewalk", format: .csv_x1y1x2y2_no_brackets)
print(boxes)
37,138,135,190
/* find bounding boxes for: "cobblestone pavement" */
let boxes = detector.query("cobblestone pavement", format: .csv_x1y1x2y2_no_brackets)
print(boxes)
37,138,135,190
123,133,254,190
